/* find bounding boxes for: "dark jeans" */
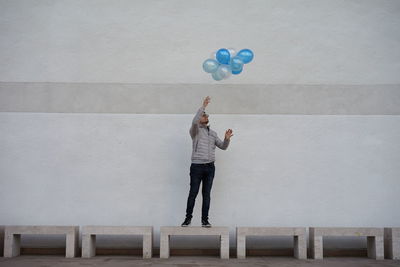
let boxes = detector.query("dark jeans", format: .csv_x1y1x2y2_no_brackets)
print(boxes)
185,162,215,220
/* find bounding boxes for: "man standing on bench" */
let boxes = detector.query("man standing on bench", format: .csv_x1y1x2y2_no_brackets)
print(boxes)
181,96,233,227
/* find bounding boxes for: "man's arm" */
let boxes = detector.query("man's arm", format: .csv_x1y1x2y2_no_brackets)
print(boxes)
215,128,233,150
189,106,205,138
215,135,230,150
189,96,210,139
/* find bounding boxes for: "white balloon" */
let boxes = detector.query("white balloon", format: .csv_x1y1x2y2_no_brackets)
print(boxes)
209,50,217,60
212,71,223,81
227,47,236,58
216,65,231,79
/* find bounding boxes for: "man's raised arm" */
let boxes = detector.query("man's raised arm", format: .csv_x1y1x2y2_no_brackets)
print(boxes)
189,96,210,138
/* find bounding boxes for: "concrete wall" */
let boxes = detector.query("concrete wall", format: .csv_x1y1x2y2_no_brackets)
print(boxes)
0,0,399,250
1,0,400,84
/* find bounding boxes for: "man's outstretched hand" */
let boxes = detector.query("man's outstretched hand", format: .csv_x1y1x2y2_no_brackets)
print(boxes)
225,129,234,140
203,96,211,108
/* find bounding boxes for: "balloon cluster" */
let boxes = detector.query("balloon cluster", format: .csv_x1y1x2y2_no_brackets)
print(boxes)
202,48,254,81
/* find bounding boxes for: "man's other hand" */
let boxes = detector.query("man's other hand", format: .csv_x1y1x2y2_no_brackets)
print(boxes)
225,129,233,140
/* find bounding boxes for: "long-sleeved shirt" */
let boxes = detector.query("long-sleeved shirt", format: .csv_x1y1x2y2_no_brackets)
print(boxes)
189,106,230,163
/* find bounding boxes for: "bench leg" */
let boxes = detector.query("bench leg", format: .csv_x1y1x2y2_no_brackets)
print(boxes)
236,232,246,259
220,234,229,259
294,235,307,259
367,236,384,260
143,233,152,259
160,233,170,258
82,234,96,258
66,230,78,258
4,233,20,257
310,231,323,259
384,228,393,259
384,228,400,260
392,233,400,260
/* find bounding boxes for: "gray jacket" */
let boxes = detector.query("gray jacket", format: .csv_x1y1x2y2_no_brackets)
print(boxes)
189,106,230,163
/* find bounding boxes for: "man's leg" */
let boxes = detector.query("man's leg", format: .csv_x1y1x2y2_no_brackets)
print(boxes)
201,163,215,220
185,164,202,219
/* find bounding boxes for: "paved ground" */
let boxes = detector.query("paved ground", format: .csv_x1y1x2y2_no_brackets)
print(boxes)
0,256,399,267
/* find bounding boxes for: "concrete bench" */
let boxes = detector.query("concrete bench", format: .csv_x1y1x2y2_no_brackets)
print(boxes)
3,225,78,258
236,227,307,259
309,227,384,260
160,226,229,259
82,226,153,258
384,227,400,259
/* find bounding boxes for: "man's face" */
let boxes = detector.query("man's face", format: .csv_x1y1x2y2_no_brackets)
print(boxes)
200,113,209,124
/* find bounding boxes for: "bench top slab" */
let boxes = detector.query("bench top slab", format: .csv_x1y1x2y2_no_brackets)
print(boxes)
237,227,306,236
161,226,229,235
5,225,78,235
310,227,383,236
82,226,153,235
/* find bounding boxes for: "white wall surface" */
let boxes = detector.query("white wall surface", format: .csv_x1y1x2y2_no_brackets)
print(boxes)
1,112,399,248
0,0,399,84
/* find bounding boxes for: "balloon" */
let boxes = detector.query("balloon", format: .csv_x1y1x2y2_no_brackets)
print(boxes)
230,56,244,71
216,64,231,79
212,71,224,81
216,48,230,64
209,50,217,60
232,66,243,75
227,47,236,58
202,59,219,73
204,47,252,80
236,49,254,64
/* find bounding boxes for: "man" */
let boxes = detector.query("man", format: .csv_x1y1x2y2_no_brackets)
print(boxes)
181,96,234,227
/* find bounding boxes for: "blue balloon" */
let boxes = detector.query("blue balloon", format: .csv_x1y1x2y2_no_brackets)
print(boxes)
232,66,243,75
230,56,244,71
236,49,254,64
212,71,224,81
202,59,219,73
216,48,230,65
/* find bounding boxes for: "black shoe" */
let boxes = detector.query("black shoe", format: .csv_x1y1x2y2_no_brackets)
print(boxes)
181,217,191,227
202,219,212,228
